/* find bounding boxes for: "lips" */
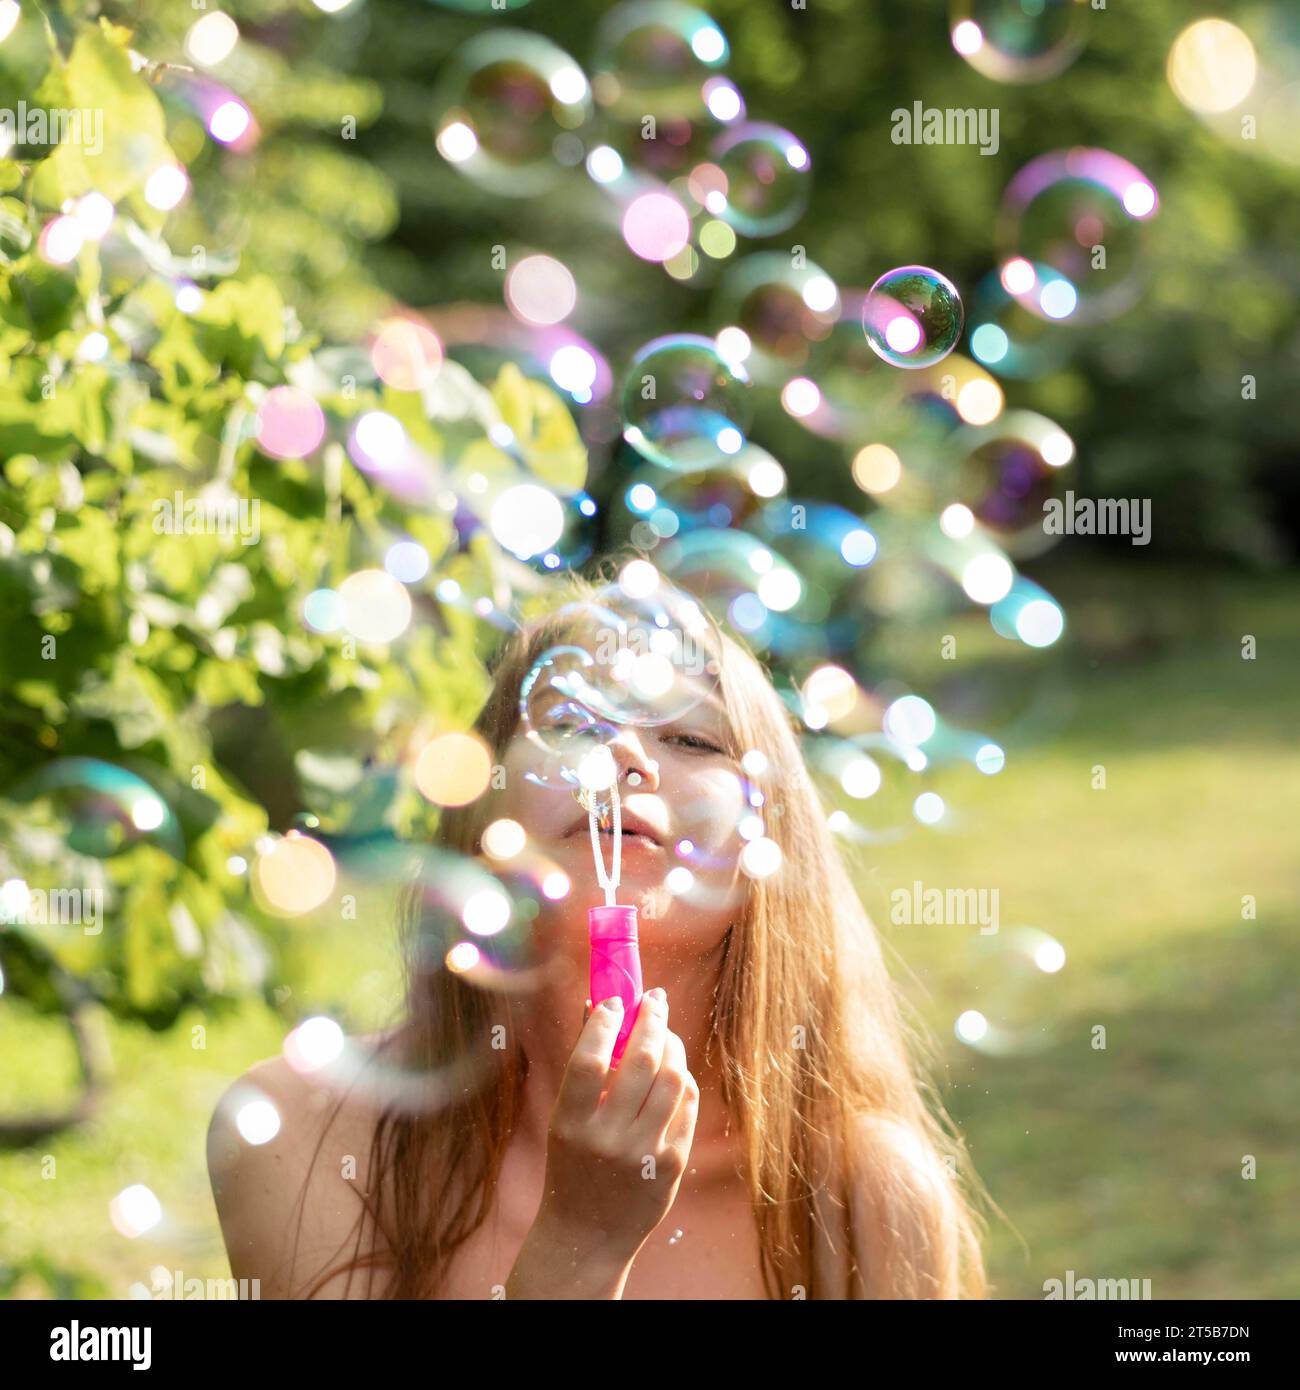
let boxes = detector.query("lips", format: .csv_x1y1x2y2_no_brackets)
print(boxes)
567,809,663,847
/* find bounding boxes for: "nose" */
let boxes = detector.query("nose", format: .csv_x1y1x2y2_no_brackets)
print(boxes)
607,727,659,793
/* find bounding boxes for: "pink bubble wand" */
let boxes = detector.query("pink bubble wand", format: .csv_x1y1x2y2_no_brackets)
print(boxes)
580,778,643,1066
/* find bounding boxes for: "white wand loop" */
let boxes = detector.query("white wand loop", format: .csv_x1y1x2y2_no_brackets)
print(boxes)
586,781,621,908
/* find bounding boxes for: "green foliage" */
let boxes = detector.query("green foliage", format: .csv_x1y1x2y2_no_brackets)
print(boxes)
0,1,587,1037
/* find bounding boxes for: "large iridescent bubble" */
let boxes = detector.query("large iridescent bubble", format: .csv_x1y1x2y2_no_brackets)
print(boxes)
999,149,1159,323
950,0,1089,84
863,266,964,369
621,333,752,471
433,31,591,195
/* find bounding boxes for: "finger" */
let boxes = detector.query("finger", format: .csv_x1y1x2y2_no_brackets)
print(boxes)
557,997,624,1117
583,998,592,1026
602,988,668,1126
633,1029,689,1144
663,1067,700,1155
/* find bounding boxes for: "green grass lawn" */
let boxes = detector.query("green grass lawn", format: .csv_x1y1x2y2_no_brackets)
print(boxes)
2,563,1297,1299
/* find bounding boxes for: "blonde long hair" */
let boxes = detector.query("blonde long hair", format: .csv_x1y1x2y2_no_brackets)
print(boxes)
301,577,990,1299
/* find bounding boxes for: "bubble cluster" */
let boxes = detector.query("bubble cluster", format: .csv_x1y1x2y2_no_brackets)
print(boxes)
0,0,1111,1219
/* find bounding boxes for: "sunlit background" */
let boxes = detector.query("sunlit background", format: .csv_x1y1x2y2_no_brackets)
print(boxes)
0,0,1297,1299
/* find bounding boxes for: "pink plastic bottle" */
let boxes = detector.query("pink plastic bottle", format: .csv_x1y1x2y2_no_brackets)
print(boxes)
588,904,643,1065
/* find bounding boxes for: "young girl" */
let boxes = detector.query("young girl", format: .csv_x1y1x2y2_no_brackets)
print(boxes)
208,575,989,1299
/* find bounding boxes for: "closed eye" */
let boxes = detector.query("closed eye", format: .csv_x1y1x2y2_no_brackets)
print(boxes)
663,731,726,754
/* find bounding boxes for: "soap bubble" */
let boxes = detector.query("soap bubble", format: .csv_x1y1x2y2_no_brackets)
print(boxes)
414,732,494,808
519,572,722,791
621,334,752,471
9,758,184,859
990,579,1066,648
254,832,337,916
607,112,711,181
592,1,729,119
656,525,823,659
433,31,591,195
620,191,691,263
338,568,413,644
513,489,599,572
999,149,1158,323
278,837,556,1114
966,263,1073,379
520,643,629,793
954,927,1066,1055
950,0,1088,84
370,318,444,392
809,733,936,845
863,266,964,369
708,122,811,237
955,410,1076,557
750,501,880,662
620,443,786,546
713,253,841,379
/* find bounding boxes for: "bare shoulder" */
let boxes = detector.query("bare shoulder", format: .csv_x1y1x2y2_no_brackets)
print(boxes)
206,1031,397,1299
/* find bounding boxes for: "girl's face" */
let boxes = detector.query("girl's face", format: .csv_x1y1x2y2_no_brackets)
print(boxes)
494,692,751,953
